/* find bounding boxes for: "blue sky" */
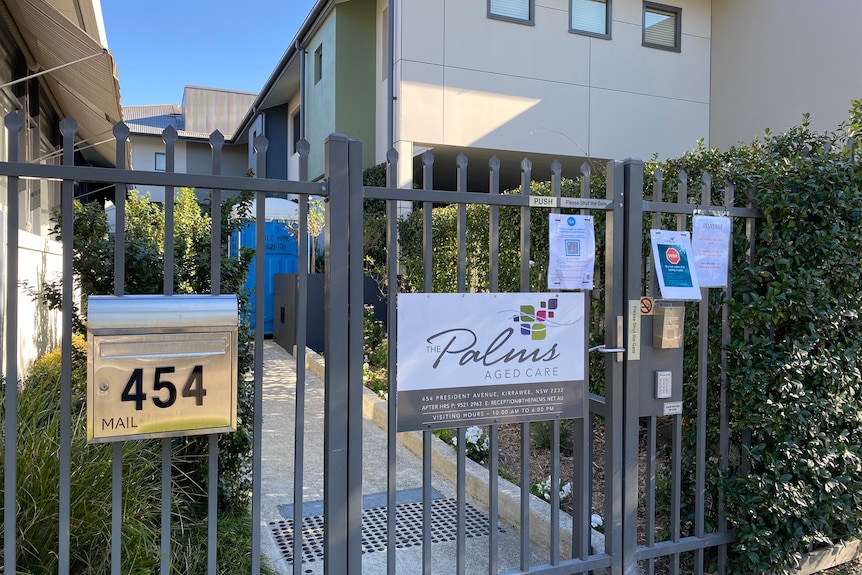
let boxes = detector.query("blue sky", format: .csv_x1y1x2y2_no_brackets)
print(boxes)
101,0,318,106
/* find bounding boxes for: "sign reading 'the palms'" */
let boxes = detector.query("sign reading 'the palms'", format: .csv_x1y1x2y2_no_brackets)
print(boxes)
396,293,587,432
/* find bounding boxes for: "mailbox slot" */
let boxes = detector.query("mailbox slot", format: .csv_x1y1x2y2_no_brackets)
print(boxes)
87,295,238,443
653,304,684,349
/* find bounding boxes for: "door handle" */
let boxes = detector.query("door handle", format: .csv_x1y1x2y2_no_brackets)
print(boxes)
588,345,625,353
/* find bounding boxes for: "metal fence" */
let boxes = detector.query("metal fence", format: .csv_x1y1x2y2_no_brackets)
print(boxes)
327,137,759,574
0,115,761,574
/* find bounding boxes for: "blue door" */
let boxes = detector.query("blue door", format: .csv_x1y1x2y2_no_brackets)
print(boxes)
231,220,299,335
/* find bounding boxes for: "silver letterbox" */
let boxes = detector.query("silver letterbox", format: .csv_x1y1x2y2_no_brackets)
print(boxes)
87,294,238,443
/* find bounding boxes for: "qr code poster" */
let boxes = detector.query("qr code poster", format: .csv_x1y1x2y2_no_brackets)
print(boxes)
548,215,595,290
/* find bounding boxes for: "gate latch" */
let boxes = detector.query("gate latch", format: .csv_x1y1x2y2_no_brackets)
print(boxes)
588,345,625,353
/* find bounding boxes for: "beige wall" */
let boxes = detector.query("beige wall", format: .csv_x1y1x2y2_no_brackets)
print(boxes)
129,137,188,203
710,0,862,149
395,0,712,163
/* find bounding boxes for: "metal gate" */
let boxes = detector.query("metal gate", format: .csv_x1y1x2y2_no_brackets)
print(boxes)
321,137,758,575
1,116,758,574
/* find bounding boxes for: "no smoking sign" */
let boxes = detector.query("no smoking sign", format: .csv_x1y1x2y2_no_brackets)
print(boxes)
640,297,654,315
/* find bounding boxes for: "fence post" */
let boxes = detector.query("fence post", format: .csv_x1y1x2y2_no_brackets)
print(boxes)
622,159,645,574
4,110,22,575
604,159,625,575
347,137,365,573
323,133,351,573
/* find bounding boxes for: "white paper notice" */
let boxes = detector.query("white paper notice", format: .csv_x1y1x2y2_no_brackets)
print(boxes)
691,215,731,288
548,214,596,290
650,230,701,301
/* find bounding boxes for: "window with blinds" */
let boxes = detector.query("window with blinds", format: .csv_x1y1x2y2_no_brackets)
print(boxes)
570,0,610,37
643,2,680,51
488,0,533,23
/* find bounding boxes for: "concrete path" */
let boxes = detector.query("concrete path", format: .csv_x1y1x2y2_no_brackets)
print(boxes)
258,340,584,574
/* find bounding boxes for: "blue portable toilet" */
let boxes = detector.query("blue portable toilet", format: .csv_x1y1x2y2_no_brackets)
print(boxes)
230,198,300,335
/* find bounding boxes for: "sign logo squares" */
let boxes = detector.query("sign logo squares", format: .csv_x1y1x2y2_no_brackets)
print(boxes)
516,297,559,340
397,293,587,431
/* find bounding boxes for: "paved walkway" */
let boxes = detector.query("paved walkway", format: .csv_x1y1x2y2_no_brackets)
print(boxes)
257,340,555,574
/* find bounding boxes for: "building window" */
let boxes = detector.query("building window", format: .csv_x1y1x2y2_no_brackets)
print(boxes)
155,152,165,171
291,110,302,155
570,0,610,38
488,0,534,24
314,44,323,84
643,2,680,51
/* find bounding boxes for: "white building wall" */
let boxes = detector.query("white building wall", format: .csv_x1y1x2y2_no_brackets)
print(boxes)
710,0,862,149
395,0,711,162
375,0,389,165
10,229,64,379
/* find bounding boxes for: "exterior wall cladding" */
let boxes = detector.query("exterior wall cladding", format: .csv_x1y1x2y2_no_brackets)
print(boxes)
393,0,711,164
252,0,861,186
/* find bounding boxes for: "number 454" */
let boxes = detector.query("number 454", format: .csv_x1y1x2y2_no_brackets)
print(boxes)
122,366,207,410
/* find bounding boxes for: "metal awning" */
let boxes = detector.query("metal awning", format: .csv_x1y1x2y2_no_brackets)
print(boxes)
3,0,124,167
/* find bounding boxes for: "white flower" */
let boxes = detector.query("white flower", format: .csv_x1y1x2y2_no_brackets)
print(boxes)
465,425,483,444
591,514,603,529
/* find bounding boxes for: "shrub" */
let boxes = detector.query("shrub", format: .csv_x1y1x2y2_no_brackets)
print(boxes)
531,476,572,503
50,188,256,511
646,105,862,573
530,420,575,455
0,335,162,573
448,425,490,465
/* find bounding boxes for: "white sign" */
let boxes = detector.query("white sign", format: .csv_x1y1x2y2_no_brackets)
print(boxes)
547,214,596,290
663,401,683,416
396,293,587,430
628,300,641,361
530,195,558,208
692,215,731,288
650,230,702,301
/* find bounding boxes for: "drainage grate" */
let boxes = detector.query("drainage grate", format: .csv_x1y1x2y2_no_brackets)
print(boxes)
269,498,504,565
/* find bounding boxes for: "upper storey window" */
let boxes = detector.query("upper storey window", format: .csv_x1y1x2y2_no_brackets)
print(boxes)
570,0,611,38
643,2,681,51
488,0,534,24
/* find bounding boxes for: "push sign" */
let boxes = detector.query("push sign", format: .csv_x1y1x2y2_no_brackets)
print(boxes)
86,295,238,443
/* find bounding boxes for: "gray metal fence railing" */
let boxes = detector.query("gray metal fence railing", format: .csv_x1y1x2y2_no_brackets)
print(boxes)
0,111,323,575
1,115,761,574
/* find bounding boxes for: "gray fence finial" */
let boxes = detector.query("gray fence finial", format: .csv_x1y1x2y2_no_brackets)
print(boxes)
580,161,591,178
254,134,269,155
161,125,178,146
521,157,532,172
386,147,398,166
456,153,468,170
489,155,500,172
422,149,434,169
297,138,310,158
208,129,224,150
59,117,78,138
4,109,21,132
551,160,562,177
112,121,130,142
386,147,398,187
